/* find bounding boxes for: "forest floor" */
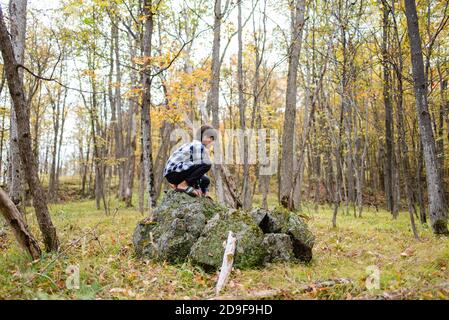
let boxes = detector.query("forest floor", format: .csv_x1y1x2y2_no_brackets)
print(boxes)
1,181,449,299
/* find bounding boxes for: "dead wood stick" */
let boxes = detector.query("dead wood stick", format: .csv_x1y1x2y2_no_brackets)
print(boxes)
0,188,41,260
216,231,237,295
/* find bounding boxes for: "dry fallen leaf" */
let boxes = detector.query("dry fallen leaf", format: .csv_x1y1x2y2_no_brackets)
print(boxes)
400,248,414,257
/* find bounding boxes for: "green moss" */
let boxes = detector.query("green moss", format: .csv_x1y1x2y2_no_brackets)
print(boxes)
267,206,315,262
133,191,212,263
202,200,227,220
189,210,267,271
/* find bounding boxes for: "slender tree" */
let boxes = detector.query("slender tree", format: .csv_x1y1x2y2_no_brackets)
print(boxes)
7,0,26,213
237,0,251,210
141,0,157,216
403,0,448,234
381,1,395,218
0,4,59,251
280,0,305,209
206,0,227,204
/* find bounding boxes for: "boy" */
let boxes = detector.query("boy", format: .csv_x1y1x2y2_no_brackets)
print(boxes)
163,125,216,197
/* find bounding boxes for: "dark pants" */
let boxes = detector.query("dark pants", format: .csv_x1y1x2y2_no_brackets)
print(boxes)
165,164,211,193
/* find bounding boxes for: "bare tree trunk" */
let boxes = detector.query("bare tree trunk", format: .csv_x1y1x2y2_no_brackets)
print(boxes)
280,0,305,209
81,74,107,213
390,0,419,237
109,12,125,201
114,15,125,201
355,101,368,218
138,155,145,214
32,86,42,172
404,0,448,234
324,96,343,227
237,0,251,210
107,21,119,197
141,0,157,217
47,70,66,202
124,96,137,207
55,94,67,196
0,188,41,259
292,76,312,210
416,141,426,223
124,28,139,207
0,5,59,251
48,97,59,201
0,99,5,181
206,0,227,204
381,2,395,217
81,136,91,197
153,119,175,199
436,63,446,178
7,0,26,214
205,0,241,207
250,0,268,210
341,26,355,214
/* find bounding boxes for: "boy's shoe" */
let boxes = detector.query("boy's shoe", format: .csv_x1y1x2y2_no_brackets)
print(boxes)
175,186,200,198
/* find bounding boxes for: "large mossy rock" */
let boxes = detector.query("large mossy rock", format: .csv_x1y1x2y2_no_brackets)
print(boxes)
189,209,266,271
251,206,315,262
132,190,315,269
132,190,225,263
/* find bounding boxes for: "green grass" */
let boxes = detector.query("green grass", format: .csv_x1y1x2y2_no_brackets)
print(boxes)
1,193,449,300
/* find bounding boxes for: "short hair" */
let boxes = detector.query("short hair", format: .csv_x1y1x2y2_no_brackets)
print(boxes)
195,124,216,141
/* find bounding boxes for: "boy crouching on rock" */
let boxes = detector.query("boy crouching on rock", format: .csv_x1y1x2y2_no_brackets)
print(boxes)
163,125,216,198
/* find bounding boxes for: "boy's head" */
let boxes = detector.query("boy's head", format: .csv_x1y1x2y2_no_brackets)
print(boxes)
196,124,216,147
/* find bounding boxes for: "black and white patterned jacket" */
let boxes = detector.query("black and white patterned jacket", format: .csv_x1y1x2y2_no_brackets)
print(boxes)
163,140,211,176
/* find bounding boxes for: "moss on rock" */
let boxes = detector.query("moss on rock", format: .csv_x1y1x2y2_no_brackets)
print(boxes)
262,233,295,263
272,206,315,263
133,190,315,269
132,191,226,263
189,209,266,271
250,206,315,263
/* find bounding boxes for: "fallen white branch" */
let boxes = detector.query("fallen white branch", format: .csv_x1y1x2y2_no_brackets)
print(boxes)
215,231,237,295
